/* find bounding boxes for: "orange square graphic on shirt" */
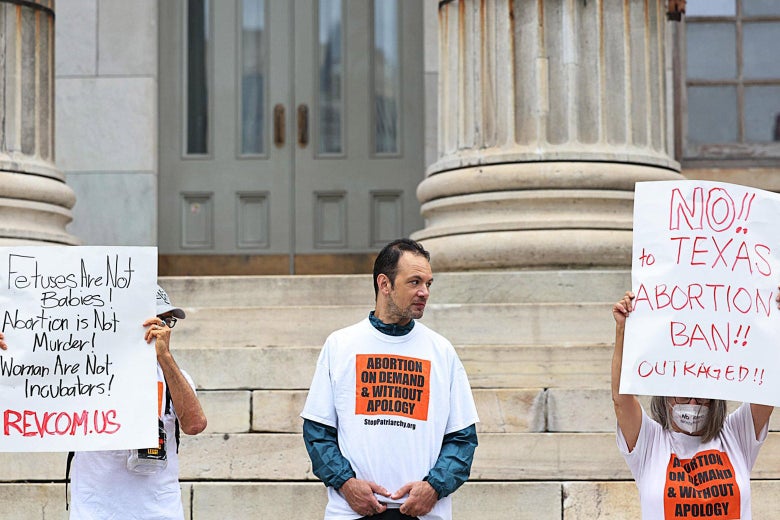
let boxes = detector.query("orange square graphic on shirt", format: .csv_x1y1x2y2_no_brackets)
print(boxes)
663,449,740,519
355,354,430,421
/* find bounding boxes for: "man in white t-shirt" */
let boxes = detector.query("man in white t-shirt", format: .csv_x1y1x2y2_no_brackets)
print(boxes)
301,238,479,520
67,285,208,520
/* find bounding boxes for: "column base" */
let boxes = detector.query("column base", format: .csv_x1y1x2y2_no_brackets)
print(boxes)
412,161,682,270
0,171,79,245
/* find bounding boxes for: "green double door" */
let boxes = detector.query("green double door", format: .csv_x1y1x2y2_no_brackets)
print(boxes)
159,0,424,272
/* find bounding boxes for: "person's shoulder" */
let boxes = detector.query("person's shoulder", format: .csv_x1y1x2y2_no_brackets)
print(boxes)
413,321,456,349
325,317,372,342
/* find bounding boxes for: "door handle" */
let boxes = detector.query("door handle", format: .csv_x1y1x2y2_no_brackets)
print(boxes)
297,104,309,148
273,104,285,148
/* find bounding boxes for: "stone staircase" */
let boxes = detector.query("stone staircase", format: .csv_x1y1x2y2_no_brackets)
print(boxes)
4,270,780,519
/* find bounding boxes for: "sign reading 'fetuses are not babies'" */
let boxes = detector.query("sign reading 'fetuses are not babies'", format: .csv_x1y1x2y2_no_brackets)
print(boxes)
0,246,158,452
622,181,780,406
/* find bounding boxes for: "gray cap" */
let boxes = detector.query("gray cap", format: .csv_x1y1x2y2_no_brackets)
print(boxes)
156,285,186,319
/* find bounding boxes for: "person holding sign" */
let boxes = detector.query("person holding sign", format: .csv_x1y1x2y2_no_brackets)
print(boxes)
612,290,778,519
301,238,479,520
67,285,207,519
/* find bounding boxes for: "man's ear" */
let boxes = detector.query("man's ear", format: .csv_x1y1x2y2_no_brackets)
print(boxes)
377,273,392,295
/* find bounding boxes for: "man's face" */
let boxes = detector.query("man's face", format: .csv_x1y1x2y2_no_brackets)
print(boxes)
383,252,433,325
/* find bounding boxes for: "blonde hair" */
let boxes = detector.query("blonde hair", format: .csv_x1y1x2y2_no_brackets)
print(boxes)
650,396,727,443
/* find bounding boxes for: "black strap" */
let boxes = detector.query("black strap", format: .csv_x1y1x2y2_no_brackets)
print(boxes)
164,385,180,453
65,451,75,510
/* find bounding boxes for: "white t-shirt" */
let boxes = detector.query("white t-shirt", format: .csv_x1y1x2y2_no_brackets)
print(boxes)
301,318,479,520
617,403,767,520
69,366,196,520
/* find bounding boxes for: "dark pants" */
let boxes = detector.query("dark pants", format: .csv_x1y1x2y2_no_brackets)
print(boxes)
359,510,418,520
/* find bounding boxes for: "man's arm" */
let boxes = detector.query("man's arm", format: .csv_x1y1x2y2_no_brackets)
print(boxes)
424,424,478,498
302,418,356,488
391,424,478,517
302,418,390,516
144,318,207,435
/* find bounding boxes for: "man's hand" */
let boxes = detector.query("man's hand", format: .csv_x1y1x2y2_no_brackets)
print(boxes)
340,478,389,516
143,317,172,358
392,480,438,517
0,331,6,350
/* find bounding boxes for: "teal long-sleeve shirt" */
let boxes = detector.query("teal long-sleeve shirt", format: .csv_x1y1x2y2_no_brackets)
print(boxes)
302,418,478,498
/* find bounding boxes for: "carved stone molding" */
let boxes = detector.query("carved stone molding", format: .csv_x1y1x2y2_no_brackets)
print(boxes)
0,0,78,245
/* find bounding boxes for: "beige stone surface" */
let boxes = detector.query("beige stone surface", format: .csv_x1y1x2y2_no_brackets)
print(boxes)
191,482,328,519
189,481,562,520
179,433,312,481
4,480,780,519
248,388,547,434
55,0,98,77
171,302,613,349
162,271,630,307
455,482,562,520
56,78,156,172
0,484,66,519
97,0,157,75
200,390,251,434
547,388,614,432
459,344,611,389
174,344,614,391
178,432,634,482
472,433,630,481
253,390,308,433
474,389,546,433
563,481,642,519
0,452,67,481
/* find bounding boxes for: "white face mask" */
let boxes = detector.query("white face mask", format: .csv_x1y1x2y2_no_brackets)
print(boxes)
672,404,710,434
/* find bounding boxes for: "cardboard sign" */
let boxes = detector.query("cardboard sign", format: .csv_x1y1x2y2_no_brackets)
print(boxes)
0,246,158,452
622,181,780,405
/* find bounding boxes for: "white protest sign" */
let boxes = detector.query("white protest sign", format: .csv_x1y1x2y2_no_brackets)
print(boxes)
622,180,780,406
0,246,158,452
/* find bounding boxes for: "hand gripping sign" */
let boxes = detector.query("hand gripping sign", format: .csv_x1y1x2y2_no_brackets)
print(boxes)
0,246,158,452
621,181,780,406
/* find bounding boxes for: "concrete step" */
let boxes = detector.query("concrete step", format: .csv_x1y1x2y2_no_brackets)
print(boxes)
7,480,780,520
187,387,780,436
203,388,612,435
173,344,613,390
170,301,615,348
161,271,628,349
8,431,780,482
161,270,631,307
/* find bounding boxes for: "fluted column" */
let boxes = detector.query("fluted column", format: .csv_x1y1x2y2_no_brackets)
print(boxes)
0,0,78,245
413,0,682,270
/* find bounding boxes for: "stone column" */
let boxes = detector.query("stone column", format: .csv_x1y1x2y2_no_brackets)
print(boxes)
0,0,77,245
413,0,683,270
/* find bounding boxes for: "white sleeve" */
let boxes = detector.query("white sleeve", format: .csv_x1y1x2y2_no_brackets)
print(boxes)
444,352,479,434
300,341,338,428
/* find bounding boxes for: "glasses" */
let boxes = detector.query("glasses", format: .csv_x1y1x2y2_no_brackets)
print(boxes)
671,397,710,405
160,316,178,328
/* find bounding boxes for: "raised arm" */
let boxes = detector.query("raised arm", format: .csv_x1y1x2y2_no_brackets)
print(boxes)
612,291,642,452
748,285,780,438
144,317,207,435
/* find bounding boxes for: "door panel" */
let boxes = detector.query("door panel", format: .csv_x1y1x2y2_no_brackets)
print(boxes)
294,0,424,255
159,0,423,269
160,0,293,256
